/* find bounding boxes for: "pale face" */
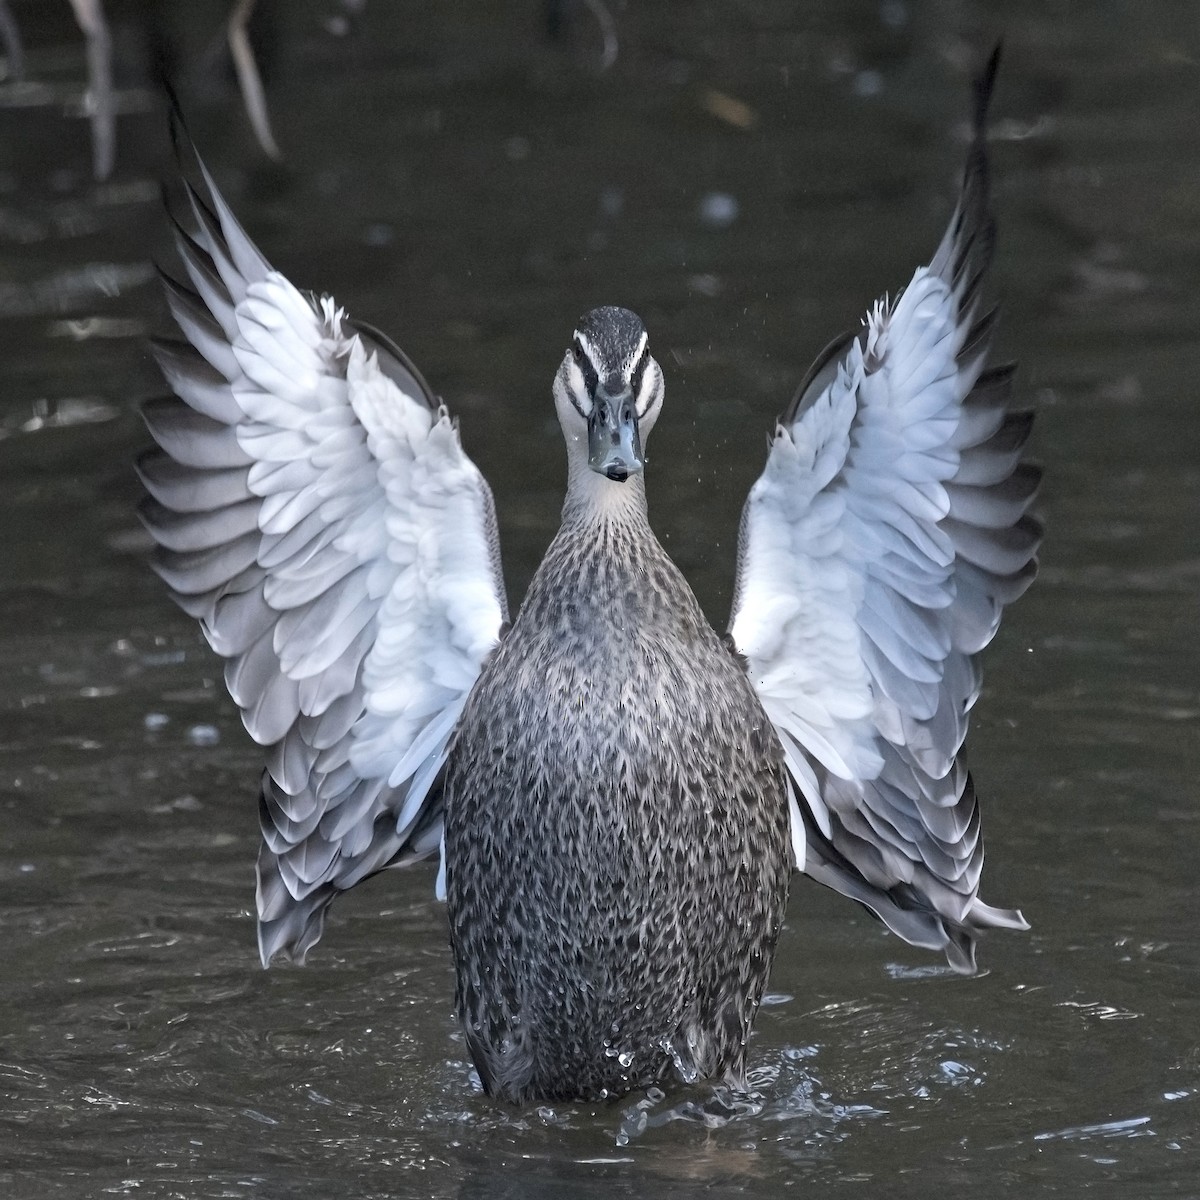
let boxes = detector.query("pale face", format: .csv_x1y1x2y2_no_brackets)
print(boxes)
552,306,664,481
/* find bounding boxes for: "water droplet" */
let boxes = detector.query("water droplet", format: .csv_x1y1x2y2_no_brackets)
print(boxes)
853,69,883,98
504,136,531,162
697,192,738,230
598,185,624,219
362,223,394,247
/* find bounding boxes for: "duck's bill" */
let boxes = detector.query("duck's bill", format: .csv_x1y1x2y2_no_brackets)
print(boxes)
587,391,644,482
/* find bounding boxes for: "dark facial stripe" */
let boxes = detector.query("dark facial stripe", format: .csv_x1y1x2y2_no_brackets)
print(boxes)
630,344,650,398
577,344,600,398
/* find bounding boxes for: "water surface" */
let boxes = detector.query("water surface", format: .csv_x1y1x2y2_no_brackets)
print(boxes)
1,2,1196,1196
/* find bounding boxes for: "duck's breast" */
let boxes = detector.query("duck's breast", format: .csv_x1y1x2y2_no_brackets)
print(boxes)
442,531,791,1100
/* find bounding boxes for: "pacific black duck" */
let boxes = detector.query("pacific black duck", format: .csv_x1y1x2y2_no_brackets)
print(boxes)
139,48,1037,1102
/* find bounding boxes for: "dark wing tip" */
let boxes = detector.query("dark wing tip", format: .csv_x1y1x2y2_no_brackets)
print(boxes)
974,42,1003,134
785,46,1006,430
160,72,196,174
961,42,1002,218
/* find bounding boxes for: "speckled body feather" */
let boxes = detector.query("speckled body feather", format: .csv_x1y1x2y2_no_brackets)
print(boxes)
445,496,791,1101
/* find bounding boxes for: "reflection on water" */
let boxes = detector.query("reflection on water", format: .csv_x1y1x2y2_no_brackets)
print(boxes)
1,2,1197,1196
0,261,154,317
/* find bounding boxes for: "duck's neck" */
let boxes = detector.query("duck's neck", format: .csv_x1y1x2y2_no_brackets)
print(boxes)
561,457,652,533
521,451,704,640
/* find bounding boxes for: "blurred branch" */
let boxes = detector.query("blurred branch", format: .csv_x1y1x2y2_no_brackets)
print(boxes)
582,0,618,72
67,0,115,180
228,0,282,160
546,0,619,73
0,0,25,81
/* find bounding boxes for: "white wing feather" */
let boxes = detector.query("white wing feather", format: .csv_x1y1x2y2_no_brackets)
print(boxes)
140,146,506,965
730,53,1038,972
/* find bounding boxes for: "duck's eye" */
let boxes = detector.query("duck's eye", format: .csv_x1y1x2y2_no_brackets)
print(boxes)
572,337,583,362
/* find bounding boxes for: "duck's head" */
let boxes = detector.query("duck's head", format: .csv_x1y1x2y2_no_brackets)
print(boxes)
552,306,664,484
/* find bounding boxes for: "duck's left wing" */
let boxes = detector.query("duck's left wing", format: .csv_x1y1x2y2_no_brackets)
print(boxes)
139,141,507,965
728,49,1038,973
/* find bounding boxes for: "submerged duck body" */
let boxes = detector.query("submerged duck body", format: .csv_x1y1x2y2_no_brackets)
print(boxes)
140,50,1038,1103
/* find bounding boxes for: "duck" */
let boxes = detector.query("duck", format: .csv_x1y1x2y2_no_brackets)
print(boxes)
138,46,1038,1103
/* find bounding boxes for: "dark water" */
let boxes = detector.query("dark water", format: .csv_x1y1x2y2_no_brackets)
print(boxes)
2,2,1197,1196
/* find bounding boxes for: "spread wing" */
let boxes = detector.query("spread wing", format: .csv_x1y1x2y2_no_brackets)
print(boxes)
139,137,507,966
729,49,1037,973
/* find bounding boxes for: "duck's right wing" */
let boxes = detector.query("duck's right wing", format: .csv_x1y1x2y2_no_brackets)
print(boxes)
139,144,507,965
